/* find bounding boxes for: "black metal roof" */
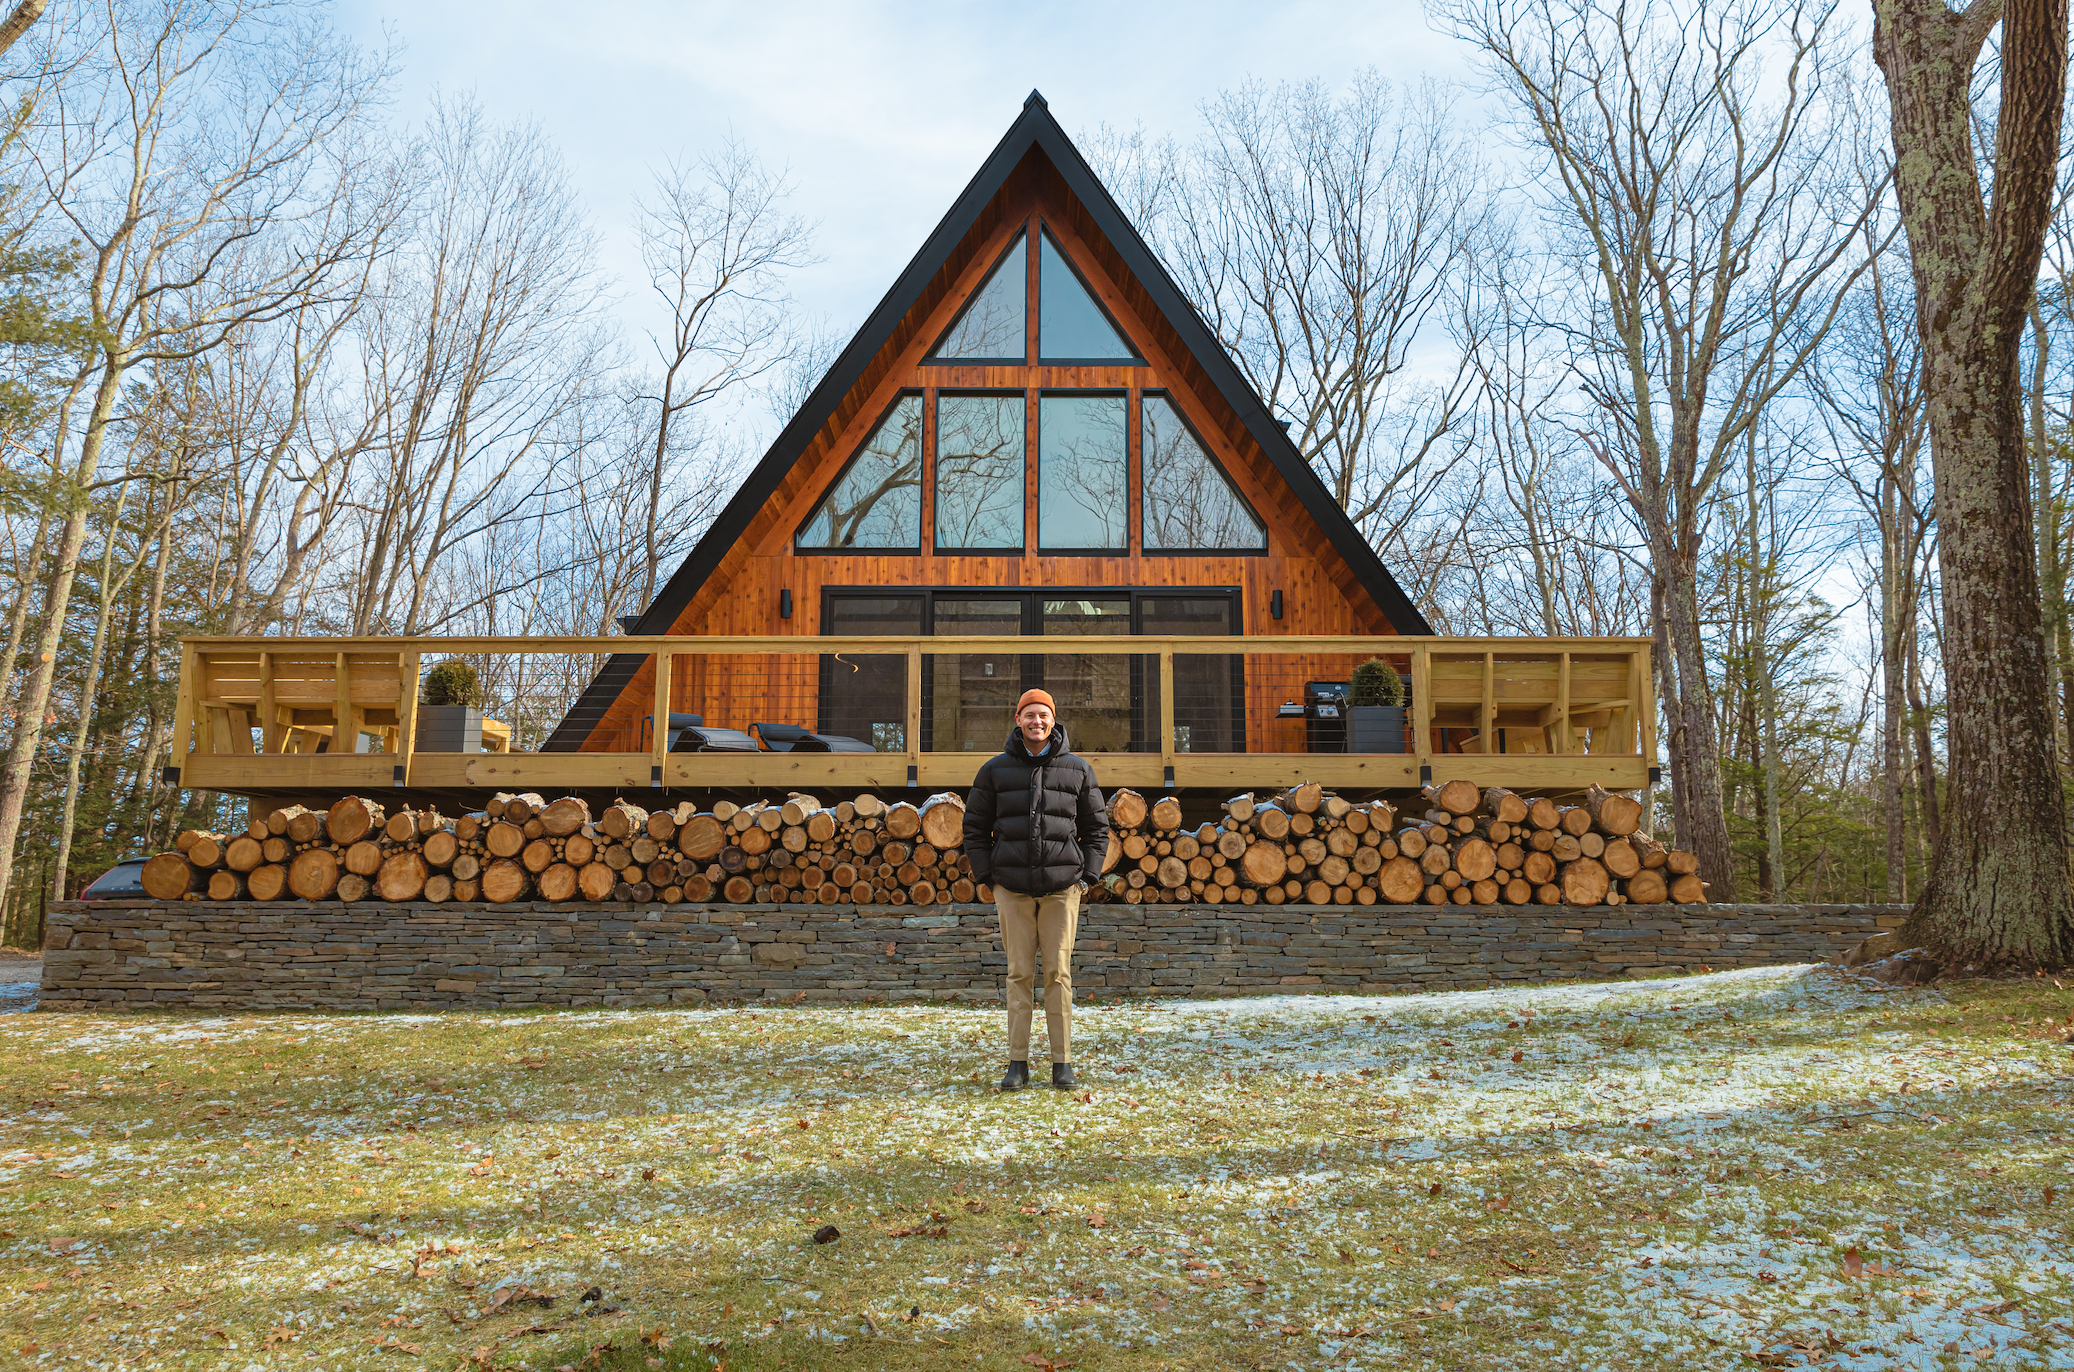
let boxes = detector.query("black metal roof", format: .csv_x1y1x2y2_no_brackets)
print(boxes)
544,91,1434,752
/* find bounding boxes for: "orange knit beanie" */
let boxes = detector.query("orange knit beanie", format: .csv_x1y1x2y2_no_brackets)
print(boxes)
1016,689,1056,716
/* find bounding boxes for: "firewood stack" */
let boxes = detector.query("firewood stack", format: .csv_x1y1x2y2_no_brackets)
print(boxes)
1091,780,1704,907
137,790,982,908
133,780,1703,908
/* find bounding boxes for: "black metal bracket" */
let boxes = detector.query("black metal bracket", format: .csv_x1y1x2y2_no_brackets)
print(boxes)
1648,765,1662,786
907,764,918,786
651,764,663,785
1163,765,1175,789
1418,764,1432,785
392,764,405,787
161,765,181,787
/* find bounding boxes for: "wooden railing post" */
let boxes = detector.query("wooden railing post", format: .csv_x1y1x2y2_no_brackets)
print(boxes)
169,643,197,783
1411,644,1432,783
1556,651,1573,754
257,651,278,754
395,649,421,787
651,646,672,786
1480,650,1494,752
905,643,923,786
334,651,353,756
1158,647,1176,789
1637,645,1658,777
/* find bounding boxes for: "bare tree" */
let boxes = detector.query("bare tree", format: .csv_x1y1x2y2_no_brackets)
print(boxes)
1873,0,2072,965
0,0,388,910
630,142,814,611
1441,0,1883,901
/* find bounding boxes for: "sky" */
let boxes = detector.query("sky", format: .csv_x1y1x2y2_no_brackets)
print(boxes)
332,0,1477,354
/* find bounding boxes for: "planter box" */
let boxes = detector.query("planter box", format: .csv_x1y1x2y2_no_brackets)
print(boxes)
1349,705,1406,754
415,704,482,754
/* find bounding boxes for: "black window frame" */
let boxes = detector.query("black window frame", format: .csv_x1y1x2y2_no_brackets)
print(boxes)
923,226,1030,366
932,389,1028,555
1034,388,1130,555
1140,389,1269,556
817,585,1245,753
1036,224,1146,366
793,389,927,554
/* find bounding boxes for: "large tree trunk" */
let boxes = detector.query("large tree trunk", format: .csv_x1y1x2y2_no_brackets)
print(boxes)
1875,0,2074,966
1660,555,1738,901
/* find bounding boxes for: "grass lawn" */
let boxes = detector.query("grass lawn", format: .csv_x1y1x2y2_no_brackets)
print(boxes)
0,965,2069,1371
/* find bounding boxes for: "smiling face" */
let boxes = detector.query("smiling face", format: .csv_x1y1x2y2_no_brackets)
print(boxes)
1018,702,1055,748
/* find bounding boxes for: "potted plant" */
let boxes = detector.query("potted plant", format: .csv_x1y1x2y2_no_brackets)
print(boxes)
1348,656,1407,753
415,659,483,754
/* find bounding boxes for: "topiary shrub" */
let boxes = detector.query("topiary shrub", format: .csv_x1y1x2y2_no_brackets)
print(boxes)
422,659,481,709
1349,656,1405,708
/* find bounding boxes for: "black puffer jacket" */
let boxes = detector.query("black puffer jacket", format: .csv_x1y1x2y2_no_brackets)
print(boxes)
963,725,1109,896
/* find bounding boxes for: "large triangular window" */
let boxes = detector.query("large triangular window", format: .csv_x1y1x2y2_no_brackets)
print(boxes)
1142,394,1266,551
1039,229,1139,362
929,235,1026,362
796,396,923,549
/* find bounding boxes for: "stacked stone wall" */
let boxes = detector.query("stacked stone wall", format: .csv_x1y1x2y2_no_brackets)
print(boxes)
36,900,1908,1011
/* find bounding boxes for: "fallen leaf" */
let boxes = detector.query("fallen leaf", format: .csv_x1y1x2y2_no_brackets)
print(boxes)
1843,1247,1863,1279
45,1237,79,1253
1086,1212,1106,1229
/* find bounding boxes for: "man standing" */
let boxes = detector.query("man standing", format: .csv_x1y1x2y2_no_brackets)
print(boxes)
963,689,1109,1091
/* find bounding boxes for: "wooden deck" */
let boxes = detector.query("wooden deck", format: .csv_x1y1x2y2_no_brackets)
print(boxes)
168,634,1658,807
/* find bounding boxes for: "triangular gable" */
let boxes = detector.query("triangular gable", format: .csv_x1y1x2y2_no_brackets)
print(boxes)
545,91,1433,752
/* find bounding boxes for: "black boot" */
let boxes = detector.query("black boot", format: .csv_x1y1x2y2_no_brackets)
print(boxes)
998,1060,1030,1091
1051,1062,1076,1090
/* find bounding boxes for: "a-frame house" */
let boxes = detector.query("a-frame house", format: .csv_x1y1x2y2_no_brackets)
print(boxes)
545,91,1434,764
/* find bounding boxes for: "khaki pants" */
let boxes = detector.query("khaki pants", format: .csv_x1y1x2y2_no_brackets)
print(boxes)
995,885,1080,1064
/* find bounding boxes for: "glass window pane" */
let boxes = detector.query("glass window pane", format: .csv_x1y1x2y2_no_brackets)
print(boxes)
1141,596,1242,752
935,394,1025,549
818,596,922,749
930,237,1026,362
1041,598,1132,753
930,599,1023,754
1142,395,1267,551
1038,394,1127,550
797,397,922,549
1039,232,1135,361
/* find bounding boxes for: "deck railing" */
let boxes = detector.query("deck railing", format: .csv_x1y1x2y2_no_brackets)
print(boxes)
170,634,1657,797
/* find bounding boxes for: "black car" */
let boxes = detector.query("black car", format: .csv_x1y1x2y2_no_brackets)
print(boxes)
79,858,148,900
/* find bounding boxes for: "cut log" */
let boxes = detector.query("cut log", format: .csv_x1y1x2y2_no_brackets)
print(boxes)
521,839,556,874
536,863,579,902
1578,832,1606,858
1278,782,1323,814
885,802,923,840
1558,806,1593,836
264,805,308,836
422,830,460,868
247,864,289,901
224,836,264,872
679,814,726,860
1147,796,1183,831
1157,856,1189,889
601,800,648,840
376,852,429,902
630,835,661,865
1252,805,1290,841
1222,792,1256,822
919,793,965,849
1560,857,1610,906
1666,849,1700,875
481,859,530,904
485,822,526,858
852,793,887,819
1240,842,1288,886
1102,832,1122,876
186,834,226,869
1424,779,1482,816
1525,797,1560,830
423,874,454,903
1602,838,1641,879
1378,855,1425,904
1584,784,1643,837
683,874,714,902
1395,828,1427,858
286,809,326,844
336,873,370,902
1503,877,1532,905
1625,869,1668,904
1551,835,1582,863
579,862,617,901
806,810,838,844
206,870,244,901
1470,878,1500,905
1453,837,1497,882
343,840,383,877
723,875,754,902
452,854,482,882
383,812,418,844
325,796,384,846
781,794,822,826
1482,786,1530,824
541,797,590,837
1522,850,1557,885
1669,873,1708,904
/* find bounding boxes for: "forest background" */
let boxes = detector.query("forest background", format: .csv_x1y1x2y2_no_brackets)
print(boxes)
0,0,2048,940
